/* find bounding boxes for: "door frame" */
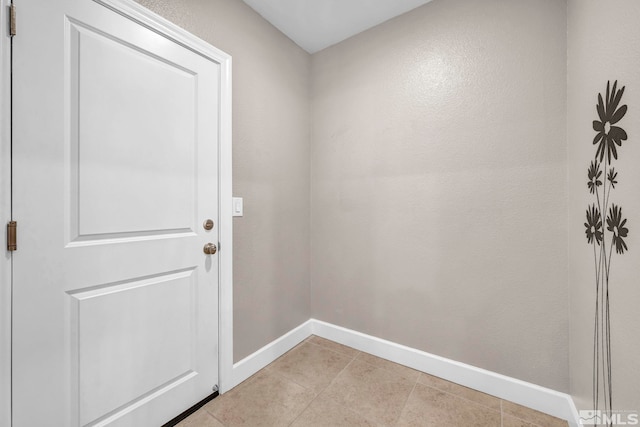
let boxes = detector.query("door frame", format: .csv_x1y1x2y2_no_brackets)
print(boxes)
0,1,234,424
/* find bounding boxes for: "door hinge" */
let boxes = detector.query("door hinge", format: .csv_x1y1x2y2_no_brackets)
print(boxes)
9,3,16,36
7,221,16,252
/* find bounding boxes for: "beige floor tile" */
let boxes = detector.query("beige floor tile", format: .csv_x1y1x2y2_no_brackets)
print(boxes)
502,401,569,427
203,370,315,427
356,353,420,382
396,383,501,427
502,414,539,427
416,373,500,410
321,359,416,426
196,337,568,427
306,335,360,358
267,341,354,393
290,396,379,427
176,409,225,427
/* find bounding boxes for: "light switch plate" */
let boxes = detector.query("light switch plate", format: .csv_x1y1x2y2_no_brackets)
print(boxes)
232,197,243,217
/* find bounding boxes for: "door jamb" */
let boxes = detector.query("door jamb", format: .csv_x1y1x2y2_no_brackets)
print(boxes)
93,0,235,394
1,0,13,425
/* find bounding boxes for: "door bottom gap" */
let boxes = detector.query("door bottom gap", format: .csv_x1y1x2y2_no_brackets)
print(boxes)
161,391,219,427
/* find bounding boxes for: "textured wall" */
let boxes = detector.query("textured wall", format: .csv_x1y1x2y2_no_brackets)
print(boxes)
568,0,640,413
135,0,311,362
311,0,569,391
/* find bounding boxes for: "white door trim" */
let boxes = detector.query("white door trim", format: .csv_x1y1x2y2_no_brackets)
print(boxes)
1,1,233,423
1,0,12,424
92,0,235,396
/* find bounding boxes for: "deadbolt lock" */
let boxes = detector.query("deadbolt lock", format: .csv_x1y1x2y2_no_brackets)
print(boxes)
203,243,217,255
203,219,214,230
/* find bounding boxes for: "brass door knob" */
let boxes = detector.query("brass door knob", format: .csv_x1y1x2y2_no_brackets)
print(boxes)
203,243,217,255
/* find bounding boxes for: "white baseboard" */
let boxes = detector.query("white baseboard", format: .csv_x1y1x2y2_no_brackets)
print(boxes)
228,318,579,426
566,396,582,427
229,320,313,389
310,319,579,426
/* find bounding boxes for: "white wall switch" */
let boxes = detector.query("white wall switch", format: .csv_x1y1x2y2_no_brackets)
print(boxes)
232,197,243,217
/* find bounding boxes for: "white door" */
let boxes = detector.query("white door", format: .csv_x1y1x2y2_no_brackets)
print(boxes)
12,0,224,425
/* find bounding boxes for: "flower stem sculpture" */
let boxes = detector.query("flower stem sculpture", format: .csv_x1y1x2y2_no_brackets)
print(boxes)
584,81,629,425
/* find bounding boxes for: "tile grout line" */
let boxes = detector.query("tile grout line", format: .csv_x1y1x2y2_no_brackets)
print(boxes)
355,353,421,383
269,340,358,391
285,391,318,427
352,347,505,413
416,381,501,413
264,365,316,394
285,347,362,427
392,374,419,427
211,412,227,427
316,338,502,425
330,341,524,422
501,401,554,427
323,351,360,391
315,354,388,427
502,399,565,427
304,337,361,359
309,337,422,384
319,353,412,427
315,337,527,421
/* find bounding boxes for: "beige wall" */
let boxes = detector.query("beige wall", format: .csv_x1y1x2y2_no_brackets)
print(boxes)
311,0,569,391
135,0,312,362
568,0,640,413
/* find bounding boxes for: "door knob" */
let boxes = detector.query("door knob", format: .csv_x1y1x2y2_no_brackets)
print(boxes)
203,243,217,255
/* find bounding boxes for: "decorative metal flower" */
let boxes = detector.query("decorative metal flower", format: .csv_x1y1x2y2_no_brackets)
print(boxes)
606,205,629,254
587,160,602,194
593,81,627,163
585,204,603,245
607,168,618,189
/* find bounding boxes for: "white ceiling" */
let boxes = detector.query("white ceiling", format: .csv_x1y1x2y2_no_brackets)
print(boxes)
242,0,433,54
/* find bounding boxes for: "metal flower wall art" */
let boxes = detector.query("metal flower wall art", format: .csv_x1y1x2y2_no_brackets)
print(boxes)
585,80,629,423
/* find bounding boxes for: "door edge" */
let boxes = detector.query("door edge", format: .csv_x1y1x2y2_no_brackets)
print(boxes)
1,0,13,426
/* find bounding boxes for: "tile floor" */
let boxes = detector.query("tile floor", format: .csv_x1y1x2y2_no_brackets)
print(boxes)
179,336,569,427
